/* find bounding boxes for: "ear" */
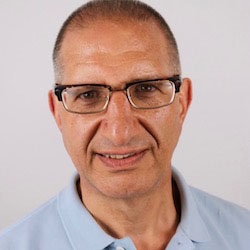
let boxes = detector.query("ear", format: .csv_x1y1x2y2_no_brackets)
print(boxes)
48,90,63,131
178,77,192,123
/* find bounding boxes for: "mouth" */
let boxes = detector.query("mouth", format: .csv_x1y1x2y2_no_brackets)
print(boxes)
100,152,137,159
96,150,147,170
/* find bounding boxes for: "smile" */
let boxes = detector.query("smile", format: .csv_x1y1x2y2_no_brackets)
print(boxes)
96,150,147,169
101,153,136,159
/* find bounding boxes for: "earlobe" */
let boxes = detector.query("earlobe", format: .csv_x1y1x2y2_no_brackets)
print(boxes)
178,78,192,123
48,90,62,131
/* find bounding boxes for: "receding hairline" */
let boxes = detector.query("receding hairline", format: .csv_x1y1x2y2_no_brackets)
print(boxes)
53,0,181,81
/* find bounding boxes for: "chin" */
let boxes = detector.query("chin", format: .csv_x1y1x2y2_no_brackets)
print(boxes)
96,176,161,200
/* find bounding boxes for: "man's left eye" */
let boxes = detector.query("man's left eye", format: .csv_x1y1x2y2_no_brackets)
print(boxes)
135,83,157,92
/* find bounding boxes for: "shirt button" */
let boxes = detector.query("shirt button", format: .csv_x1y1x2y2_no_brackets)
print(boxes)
116,247,125,250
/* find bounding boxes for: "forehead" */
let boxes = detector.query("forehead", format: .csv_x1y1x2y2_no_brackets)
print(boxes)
59,19,172,83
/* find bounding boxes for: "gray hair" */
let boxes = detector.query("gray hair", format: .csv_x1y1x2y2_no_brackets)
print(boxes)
53,0,181,82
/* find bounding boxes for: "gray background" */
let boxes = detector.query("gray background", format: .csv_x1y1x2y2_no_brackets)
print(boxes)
0,0,249,230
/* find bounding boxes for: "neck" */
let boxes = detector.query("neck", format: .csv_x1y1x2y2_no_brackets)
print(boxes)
78,176,181,250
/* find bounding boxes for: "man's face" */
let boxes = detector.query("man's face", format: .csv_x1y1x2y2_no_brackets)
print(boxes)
49,19,191,199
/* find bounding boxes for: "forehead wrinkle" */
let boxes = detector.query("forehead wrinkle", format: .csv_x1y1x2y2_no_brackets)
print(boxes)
60,46,170,84
61,36,168,70
74,50,150,67
63,59,161,85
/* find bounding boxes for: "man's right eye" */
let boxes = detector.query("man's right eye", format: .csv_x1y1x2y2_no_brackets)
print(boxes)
78,90,99,99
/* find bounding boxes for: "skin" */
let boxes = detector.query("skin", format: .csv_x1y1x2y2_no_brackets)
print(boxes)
49,19,192,250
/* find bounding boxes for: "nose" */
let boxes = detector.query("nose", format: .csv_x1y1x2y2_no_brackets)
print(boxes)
100,91,138,146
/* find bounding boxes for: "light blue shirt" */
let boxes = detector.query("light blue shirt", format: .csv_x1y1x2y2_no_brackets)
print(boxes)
0,167,250,250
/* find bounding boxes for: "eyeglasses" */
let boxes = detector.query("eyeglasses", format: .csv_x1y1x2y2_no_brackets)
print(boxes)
54,75,182,114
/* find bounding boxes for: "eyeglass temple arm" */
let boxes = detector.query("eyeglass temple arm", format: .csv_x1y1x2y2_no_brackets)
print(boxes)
167,75,182,93
54,85,64,101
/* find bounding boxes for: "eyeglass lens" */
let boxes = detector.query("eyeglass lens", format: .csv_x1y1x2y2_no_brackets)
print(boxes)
61,80,175,114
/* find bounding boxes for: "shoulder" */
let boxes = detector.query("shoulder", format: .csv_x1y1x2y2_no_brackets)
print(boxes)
0,195,71,250
190,186,250,245
191,186,250,218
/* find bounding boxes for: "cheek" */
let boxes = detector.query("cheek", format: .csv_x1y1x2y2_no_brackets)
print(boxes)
60,115,91,163
59,113,105,171
152,105,182,152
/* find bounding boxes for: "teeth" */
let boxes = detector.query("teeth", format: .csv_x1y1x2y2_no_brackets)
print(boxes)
102,153,135,159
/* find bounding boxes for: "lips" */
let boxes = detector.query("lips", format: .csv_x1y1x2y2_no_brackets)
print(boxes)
96,150,147,169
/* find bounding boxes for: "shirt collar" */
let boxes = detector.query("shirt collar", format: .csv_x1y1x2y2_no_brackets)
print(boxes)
58,168,210,250
57,175,115,250
172,167,210,243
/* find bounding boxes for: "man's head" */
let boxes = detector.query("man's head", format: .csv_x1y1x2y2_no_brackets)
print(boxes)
53,0,181,82
49,0,192,199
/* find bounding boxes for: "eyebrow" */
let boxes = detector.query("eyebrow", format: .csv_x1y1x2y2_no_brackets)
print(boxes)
124,77,169,88
55,76,168,88
126,75,168,83
55,75,180,89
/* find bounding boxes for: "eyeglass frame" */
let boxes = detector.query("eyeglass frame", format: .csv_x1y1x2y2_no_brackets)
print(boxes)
54,75,182,114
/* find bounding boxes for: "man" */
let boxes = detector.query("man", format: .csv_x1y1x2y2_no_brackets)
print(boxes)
0,0,249,249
